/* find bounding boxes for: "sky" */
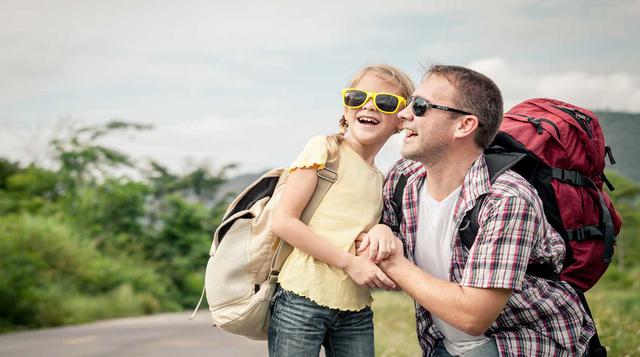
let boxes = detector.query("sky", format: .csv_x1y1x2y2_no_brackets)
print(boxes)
1,0,639,176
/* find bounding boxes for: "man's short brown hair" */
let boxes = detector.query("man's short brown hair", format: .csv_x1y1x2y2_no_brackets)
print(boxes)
425,65,503,149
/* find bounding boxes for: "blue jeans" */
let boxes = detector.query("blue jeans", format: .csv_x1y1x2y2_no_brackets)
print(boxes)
433,339,499,357
268,287,374,357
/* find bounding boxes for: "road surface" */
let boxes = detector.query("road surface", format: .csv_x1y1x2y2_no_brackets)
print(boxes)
0,311,267,357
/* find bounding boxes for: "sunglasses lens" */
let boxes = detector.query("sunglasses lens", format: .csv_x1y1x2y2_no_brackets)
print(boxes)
375,94,400,113
344,90,367,107
411,97,427,116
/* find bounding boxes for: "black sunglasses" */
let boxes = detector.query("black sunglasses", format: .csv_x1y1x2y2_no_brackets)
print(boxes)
409,96,473,117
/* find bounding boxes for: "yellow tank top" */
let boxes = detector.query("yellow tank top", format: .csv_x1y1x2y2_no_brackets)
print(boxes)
278,135,384,311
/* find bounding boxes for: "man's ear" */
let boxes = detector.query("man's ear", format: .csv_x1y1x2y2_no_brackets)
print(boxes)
453,115,480,139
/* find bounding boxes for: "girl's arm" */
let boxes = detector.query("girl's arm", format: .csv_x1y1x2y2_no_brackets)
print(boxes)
271,167,396,289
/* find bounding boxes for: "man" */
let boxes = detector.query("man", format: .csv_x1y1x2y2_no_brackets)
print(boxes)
373,65,595,356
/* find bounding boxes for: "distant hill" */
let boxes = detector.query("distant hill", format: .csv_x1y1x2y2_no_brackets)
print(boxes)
218,111,640,201
215,171,267,204
596,111,640,181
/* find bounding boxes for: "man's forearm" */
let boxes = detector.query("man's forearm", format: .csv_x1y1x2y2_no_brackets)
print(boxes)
381,256,510,336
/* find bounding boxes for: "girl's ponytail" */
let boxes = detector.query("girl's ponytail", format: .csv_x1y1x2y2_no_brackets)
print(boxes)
326,116,348,163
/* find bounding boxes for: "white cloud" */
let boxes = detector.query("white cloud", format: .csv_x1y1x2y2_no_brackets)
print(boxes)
1,0,639,176
468,57,640,112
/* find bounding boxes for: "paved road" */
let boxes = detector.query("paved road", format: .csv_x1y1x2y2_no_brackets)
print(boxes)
0,311,267,357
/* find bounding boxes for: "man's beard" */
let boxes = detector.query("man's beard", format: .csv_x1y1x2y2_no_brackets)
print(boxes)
401,133,449,167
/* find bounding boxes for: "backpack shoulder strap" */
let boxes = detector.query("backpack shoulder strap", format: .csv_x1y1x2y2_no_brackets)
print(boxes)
270,153,340,276
390,173,408,231
458,150,527,250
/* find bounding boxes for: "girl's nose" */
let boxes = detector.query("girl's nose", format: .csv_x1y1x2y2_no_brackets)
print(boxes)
362,98,376,111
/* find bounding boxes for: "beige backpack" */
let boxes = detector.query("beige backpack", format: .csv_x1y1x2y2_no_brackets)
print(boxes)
191,157,338,340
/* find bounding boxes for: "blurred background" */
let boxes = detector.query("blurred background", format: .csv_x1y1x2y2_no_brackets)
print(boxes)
1,0,639,355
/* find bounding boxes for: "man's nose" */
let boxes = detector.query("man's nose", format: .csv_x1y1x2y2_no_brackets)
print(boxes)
397,106,413,121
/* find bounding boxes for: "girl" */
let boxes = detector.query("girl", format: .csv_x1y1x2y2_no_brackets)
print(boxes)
269,64,414,356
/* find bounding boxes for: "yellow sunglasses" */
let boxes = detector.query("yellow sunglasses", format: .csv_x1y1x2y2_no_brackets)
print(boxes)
341,88,407,114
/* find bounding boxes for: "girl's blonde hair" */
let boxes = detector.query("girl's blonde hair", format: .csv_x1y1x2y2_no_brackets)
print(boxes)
327,64,415,161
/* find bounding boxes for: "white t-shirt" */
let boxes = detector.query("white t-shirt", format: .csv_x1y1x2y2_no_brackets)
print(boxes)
414,179,489,355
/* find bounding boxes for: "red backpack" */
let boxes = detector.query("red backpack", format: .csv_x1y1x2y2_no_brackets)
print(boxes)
459,98,623,291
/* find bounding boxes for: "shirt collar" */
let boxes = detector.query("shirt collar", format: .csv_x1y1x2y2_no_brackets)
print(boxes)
394,158,426,178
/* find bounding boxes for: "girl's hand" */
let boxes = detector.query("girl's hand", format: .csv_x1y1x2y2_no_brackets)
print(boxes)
344,254,396,290
356,224,397,263
354,232,367,255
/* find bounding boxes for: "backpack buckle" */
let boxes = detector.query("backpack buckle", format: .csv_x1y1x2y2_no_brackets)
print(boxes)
552,168,586,187
317,167,338,183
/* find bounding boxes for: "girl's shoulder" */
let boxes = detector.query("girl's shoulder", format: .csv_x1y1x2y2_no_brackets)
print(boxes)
289,135,329,171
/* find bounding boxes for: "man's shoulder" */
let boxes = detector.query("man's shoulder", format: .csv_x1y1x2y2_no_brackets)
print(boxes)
488,169,541,209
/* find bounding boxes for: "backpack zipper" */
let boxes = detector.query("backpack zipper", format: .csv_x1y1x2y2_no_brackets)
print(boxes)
554,106,594,138
513,114,561,139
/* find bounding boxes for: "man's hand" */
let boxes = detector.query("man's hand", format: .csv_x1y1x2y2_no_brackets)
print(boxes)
356,224,398,263
344,254,397,290
378,236,406,272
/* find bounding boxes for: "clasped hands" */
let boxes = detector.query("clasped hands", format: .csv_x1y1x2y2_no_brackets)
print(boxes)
343,224,404,291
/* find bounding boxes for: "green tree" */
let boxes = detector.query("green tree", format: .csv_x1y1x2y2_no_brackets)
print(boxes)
606,170,640,270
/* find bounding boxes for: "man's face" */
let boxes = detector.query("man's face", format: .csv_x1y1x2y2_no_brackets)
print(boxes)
398,74,460,166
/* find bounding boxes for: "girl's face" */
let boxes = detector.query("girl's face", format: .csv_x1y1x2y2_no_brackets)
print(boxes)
343,73,405,148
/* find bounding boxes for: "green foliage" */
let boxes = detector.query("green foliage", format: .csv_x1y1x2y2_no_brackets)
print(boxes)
0,214,179,331
0,120,229,331
151,194,211,306
0,158,19,190
1,166,60,215
70,179,148,237
606,170,640,271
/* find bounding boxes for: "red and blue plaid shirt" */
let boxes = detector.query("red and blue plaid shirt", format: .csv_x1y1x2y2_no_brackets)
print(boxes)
382,156,595,357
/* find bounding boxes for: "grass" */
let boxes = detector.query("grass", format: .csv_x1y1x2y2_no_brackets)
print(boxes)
587,268,640,357
372,291,420,357
372,269,640,357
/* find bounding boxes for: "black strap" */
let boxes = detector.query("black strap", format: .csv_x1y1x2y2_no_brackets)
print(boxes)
574,288,608,357
582,177,616,262
566,226,604,241
390,174,407,232
551,168,590,187
601,173,615,192
550,168,616,262
458,195,484,250
605,146,616,165
458,150,527,251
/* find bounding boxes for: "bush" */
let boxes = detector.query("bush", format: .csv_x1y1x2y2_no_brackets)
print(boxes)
0,214,179,331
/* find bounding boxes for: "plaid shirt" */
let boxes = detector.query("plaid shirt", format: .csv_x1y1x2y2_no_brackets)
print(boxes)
382,156,595,357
